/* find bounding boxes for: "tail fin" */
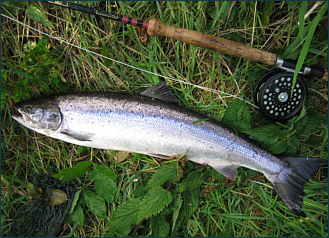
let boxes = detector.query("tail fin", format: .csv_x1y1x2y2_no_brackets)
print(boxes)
269,157,327,216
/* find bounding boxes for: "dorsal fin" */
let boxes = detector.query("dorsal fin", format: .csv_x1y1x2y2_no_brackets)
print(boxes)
140,82,180,103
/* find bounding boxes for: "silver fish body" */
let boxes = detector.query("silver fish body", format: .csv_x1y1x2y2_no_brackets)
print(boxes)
12,82,327,216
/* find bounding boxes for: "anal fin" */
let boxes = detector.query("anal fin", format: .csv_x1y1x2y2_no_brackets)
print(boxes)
212,165,239,181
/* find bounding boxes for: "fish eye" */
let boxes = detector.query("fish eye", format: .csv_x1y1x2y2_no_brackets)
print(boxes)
25,106,33,114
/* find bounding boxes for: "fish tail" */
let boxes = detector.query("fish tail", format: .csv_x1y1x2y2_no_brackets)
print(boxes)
267,156,327,216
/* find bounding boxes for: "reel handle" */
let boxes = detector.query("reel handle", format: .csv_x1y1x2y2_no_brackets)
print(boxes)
147,18,277,65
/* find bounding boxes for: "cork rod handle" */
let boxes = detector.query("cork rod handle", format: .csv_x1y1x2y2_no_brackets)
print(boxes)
147,19,277,66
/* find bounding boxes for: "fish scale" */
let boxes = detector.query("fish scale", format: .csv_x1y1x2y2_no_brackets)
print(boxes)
12,82,327,216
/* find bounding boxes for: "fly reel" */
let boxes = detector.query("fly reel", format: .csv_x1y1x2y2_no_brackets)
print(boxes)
254,70,307,121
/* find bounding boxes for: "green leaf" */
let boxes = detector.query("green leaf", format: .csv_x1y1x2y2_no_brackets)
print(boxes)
172,193,182,232
65,204,84,226
179,169,206,192
94,179,117,203
151,215,170,237
208,6,218,20
304,135,324,147
261,1,274,25
103,226,132,237
53,161,93,182
83,190,107,220
248,124,279,143
137,186,173,223
194,16,205,32
207,2,229,29
246,66,267,86
147,162,180,189
90,163,118,180
286,136,299,153
182,188,200,218
222,99,252,133
246,123,286,153
65,192,84,226
109,198,142,235
187,219,199,237
27,5,54,28
132,185,148,198
69,190,83,214
90,164,118,203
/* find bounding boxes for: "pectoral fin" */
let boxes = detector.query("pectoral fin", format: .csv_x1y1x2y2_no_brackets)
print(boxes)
211,165,239,181
61,130,93,142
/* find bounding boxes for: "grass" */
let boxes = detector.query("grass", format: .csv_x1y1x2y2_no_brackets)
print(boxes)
1,1,328,237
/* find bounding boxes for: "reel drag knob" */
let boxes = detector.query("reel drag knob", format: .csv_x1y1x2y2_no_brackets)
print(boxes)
254,70,307,121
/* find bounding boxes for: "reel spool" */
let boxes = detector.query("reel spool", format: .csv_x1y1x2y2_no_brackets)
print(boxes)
254,70,307,121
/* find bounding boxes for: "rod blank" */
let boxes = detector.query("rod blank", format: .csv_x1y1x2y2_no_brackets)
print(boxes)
47,1,149,29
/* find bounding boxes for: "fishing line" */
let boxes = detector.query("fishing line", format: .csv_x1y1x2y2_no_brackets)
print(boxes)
1,13,259,108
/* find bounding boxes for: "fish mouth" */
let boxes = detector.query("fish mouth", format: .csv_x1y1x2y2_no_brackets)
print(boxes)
12,107,22,119
12,107,27,123
12,107,38,132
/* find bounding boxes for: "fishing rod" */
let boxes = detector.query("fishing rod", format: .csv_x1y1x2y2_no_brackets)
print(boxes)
48,1,327,78
42,2,329,120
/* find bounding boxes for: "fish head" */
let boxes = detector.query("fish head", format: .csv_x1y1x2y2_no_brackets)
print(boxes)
12,99,62,135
